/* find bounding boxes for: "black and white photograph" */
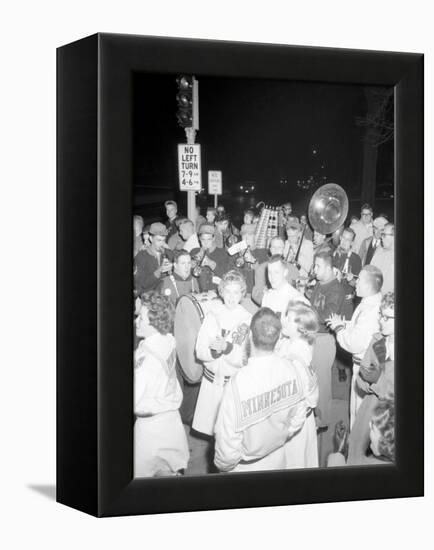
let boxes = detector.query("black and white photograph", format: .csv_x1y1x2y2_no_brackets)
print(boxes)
132,74,396,476
4,0,431,545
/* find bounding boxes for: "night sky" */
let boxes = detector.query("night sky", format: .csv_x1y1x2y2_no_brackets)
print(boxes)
134,73,393,219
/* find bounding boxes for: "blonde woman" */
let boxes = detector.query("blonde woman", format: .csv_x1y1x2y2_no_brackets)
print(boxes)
276,301,320,468
192,270,252,436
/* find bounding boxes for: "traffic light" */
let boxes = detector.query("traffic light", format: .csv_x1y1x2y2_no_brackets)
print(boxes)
176,75,199,130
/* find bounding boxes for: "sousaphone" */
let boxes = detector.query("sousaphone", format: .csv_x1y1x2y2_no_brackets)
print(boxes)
308,183,349,235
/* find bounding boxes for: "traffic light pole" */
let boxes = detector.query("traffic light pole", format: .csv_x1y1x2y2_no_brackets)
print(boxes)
185,127,197,222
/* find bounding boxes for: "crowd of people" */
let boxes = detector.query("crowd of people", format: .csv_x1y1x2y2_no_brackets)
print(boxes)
132,198,395,477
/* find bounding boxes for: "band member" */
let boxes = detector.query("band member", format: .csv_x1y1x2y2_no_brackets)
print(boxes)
134,291,189,477
359,216,388,266
164,200,180,239
332,227,362,319
206,207,217,224
276,302,320,468
279,202,293,237
142,225,151,248
283,221,314,277
252,237,299,306
216,204,226,217
351,203,374,255
158,250,200,306
134,222,173,296
326,265,383,428
309,251,346,460
178,219,200,252
227,234,261,295
192,270,252,437
300,214,313,241
214,308,308,472
195,206,206,232
312,230,334,256
241,208,255,228
371,223,394,294
190,224,230,292
159,250,201,427
214,213,239,248
240,222,257,249
133,215,144,257
262,255,310,315
167,217,188,251
309,251,346,331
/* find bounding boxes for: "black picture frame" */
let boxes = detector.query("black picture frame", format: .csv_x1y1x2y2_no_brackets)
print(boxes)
57,33,424,517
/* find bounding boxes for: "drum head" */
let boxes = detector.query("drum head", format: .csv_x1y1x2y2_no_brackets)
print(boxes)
174,295,206,383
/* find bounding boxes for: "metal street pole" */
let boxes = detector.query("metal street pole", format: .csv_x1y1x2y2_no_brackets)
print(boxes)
185,127,197,222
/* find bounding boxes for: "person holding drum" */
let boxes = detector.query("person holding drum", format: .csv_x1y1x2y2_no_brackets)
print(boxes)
192,270,252,438
134,291,189,477
158,250,200,307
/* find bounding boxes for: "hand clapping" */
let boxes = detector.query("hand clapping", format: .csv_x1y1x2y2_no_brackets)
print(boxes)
326,313,345,331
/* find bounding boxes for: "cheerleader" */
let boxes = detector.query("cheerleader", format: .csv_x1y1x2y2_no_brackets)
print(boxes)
276,301,320,468
134,291,189,477
192,270,252,436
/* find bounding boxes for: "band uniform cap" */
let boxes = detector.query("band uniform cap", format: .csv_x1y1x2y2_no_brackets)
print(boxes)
149,222,168,236
373,216,388,229
198,223,216,236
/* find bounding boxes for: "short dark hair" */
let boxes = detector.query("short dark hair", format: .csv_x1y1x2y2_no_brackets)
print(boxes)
381,292,394,310
314,250,333,267
361,203,373,213
174,249,191,262
251,307,282,351
342,227,356,241
216,213,230,224
362,265,383,293
174,216,188,229
140,291,174,335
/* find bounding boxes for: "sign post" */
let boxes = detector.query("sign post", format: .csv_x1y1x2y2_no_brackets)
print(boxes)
208,170,222,209
178,139,201,220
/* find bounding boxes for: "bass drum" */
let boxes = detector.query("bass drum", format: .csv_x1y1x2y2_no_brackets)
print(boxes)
174,293,222,384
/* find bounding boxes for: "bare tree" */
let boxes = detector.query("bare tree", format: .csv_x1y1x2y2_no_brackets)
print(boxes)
357,87,394,205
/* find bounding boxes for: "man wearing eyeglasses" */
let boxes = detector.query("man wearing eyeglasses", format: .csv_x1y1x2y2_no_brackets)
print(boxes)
359,216,388,266
346,292,395,464
350,204,374,255
371,223,394,294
